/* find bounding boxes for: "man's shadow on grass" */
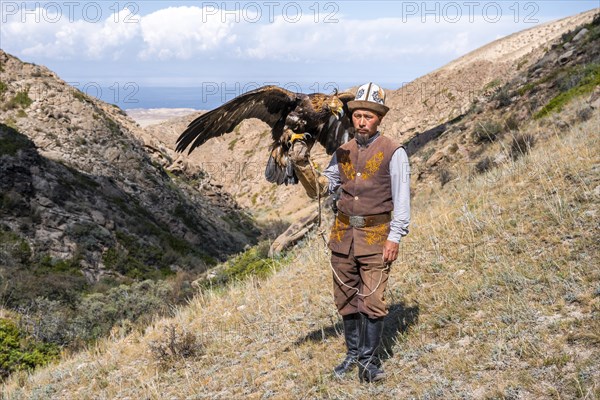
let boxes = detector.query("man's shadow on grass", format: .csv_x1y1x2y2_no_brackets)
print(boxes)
292,302,419,360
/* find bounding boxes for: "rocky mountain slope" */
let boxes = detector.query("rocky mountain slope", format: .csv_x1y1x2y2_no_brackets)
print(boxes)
0,50,260,288
4,34,598,400
134,9,598,223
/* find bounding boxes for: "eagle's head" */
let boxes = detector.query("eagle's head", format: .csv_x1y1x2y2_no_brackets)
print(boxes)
328,96,344,120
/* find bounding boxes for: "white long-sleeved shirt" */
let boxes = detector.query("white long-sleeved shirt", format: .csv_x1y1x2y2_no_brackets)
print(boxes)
321,132,410,243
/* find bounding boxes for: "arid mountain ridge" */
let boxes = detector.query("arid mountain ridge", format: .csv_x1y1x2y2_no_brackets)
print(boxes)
135,9,597,223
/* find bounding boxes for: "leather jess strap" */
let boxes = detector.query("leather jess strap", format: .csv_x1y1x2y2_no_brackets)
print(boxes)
336,211,391,228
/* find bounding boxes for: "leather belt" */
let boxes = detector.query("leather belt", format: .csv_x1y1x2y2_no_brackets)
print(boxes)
336,211,391,228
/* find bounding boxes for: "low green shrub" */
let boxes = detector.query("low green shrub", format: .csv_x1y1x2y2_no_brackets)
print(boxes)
0,80,7,95
0,228,31,265
5,90,33,110
0,318,60,381
201,241,287,288
535,63,600,119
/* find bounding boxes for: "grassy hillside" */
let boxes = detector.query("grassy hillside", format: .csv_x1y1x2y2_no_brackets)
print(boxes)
3,98,597,399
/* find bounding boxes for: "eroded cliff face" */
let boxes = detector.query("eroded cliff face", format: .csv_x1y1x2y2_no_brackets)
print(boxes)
0,50,260,284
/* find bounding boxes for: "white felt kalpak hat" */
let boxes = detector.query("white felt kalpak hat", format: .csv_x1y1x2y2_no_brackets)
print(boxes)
347,82,390,117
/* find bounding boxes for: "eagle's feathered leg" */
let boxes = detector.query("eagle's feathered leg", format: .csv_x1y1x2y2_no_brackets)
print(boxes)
284,159,299,185
265,129,298,185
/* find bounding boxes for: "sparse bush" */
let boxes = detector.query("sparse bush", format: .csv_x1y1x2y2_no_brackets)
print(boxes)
0,81,7,96
472,120,502,143
493,86,512,108
576,105,593,122
0,228,31,265
3,117,18,130
66,222,111,252
504,114,520,131
557,71,586,93
72,89,91,103
439,168,452,187
72,280,172,343
17,297,73,345
257,219,289,240
484,79,501,90
421,148,435,162
102,230,181,279
509,133,536,160
475,157,494,174
560,29,577,44
12,279,178,348
5,90,33,110
148,324,202,366
467,100,483,115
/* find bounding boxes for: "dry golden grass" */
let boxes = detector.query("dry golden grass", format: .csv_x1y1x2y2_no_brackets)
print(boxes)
3,102,599,399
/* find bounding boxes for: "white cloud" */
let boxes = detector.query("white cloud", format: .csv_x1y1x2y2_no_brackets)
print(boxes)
138,6,237,60
0,5,538,63
1,6,140,60
86,9,141,59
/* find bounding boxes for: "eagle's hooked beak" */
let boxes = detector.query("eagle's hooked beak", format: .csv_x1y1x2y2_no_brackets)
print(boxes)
332,105,344,120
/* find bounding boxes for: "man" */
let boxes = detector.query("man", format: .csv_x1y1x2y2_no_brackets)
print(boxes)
290,82,411,383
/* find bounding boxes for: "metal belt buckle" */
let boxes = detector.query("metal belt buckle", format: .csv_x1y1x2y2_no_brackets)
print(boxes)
349,215,366,228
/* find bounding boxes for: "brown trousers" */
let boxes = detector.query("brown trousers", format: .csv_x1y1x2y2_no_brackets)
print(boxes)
331,247,390,319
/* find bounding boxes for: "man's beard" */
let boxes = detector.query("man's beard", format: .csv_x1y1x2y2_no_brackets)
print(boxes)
356,132,370,146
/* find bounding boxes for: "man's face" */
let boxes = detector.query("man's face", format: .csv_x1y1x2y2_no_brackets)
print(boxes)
352,109,381,137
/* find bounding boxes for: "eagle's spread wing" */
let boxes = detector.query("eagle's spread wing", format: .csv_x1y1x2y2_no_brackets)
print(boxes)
317,91,355,154
175,86,299,154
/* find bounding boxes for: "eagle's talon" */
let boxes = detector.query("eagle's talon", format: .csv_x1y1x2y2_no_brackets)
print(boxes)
289,133,308,145
289,139,310,163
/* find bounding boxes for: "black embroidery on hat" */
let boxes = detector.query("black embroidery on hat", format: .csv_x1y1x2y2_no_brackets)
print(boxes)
372,90,383,104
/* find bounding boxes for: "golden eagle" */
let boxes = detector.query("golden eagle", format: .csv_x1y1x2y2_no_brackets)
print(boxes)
175,85,355,185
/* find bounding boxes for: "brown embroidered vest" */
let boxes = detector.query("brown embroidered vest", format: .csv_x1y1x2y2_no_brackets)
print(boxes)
328,134,401,256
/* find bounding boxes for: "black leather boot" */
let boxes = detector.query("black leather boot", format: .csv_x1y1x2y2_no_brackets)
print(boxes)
333,313,360,378
357,313,386,383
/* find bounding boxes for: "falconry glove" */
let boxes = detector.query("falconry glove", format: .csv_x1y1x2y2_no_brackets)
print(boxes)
288,134,311,163
289,139,329,200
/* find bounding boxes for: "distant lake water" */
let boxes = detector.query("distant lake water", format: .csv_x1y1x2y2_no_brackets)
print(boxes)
91,83,400,111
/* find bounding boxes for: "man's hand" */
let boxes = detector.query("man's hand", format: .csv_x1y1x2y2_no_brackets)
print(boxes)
383,240,399,264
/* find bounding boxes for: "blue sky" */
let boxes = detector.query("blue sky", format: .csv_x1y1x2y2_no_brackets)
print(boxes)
1,1,598,94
